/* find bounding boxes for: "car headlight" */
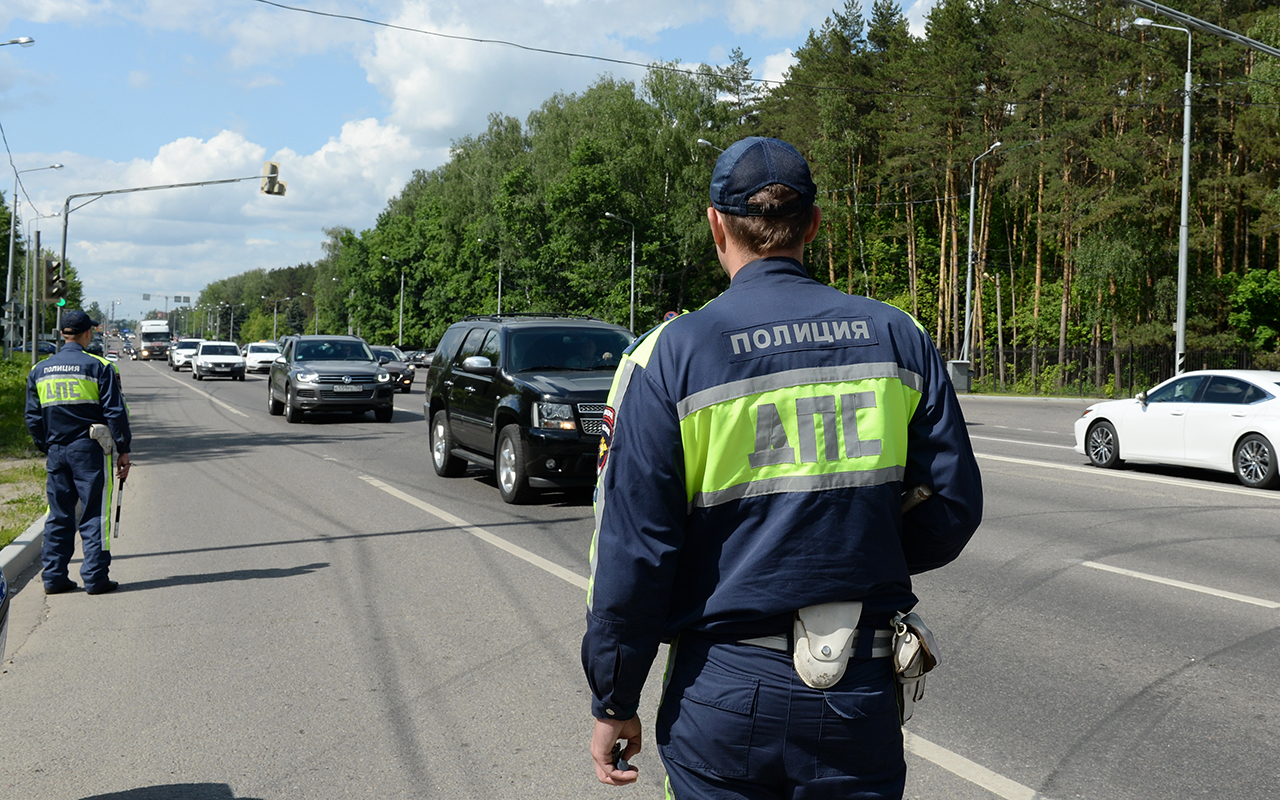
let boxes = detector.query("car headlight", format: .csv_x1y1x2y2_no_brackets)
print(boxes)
296,369,320,383
376,369,391,383
533,402,576,431
406,365,415,372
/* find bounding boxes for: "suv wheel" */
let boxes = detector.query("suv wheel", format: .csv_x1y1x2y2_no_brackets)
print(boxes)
496,424,534,504
267,380,284,415
374,406,394,423
284,385,303,423
431,410,467,477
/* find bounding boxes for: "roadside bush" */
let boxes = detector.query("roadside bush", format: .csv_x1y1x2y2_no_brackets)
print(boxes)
1,356,39,458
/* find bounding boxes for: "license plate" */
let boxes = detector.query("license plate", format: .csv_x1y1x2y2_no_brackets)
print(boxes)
332,384,364,392
214,366,229,371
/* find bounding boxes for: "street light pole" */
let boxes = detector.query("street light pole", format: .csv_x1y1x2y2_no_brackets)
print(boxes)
1136,17,1193,374
477,239,503,315
961,141,1001,364
399,269,405,346
5,163,62,356
604,213,636,332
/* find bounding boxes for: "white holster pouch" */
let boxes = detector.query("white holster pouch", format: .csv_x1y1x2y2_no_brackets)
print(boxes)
892,611,938,723
88,424,115,454
792,601,863,690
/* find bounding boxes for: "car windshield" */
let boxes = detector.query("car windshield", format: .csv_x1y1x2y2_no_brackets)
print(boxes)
201,345,239,356
509,329,633,372
178,342,201,351
295,340,373,361
248,344,280,354
372,347,406,361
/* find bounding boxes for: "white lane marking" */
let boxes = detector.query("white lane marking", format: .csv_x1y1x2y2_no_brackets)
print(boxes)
365,475,1044,800
970,435,1074,450
1081,561,1280,609
359,476,588,590
149,364,249,417
904,732,1043,800
976,453,1280,501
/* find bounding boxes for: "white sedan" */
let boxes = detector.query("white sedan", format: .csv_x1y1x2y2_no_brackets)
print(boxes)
1074,369,1280,489
191,341,247,381
244,342,282,373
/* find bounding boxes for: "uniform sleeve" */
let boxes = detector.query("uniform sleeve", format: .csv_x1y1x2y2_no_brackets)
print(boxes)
98,362,132,454
900,330,982,573
582,357,687,721
24,369,47,454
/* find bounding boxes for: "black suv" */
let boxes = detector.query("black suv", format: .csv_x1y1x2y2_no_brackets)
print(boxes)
267,335,396,423
425,314,634,503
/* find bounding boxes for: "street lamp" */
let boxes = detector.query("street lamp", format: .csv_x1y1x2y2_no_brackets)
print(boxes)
961,141,1001,364
1135,16,1193,375
5,163,63,356
604,213,637,332
477,239,503,315
1,37,35,48
263,295,291,340
696,139,725,153
382,255,405,346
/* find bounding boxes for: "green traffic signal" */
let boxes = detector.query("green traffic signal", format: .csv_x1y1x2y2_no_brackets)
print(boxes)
56,298,66,307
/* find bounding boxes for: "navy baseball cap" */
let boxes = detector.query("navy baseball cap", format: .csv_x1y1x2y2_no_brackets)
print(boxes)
709,137,817,217
60,310,98,334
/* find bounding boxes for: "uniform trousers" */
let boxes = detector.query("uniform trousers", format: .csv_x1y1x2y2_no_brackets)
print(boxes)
41,439,113,590
656,633,905,800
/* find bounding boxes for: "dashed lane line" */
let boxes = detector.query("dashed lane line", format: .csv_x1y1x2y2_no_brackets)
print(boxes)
970,435,1074,450
362,475,1045,800
1081,561,1280,609
147,363,249,418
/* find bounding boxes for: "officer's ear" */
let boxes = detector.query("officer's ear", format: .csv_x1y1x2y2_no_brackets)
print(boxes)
803,205,822,245
707,206,728,253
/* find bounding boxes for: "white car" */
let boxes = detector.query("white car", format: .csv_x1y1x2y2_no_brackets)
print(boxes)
191,341,247,381
169,338,204,371
1075,369,1280,489
244,342,283,373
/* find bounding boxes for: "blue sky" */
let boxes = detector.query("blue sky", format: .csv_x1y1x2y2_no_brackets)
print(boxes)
1,0,935,320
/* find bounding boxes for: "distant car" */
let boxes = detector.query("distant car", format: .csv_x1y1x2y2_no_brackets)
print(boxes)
23,341,57,354
1075,369,1280,489
267,335,395,423
124,344,139,360
192,340,247,381
370,346,416,393
106,350,120,362
244,342,283,373
169,339,204,371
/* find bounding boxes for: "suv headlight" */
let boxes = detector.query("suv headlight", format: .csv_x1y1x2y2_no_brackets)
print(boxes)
376,368,391,383
296,369,320,383
533,402,576,431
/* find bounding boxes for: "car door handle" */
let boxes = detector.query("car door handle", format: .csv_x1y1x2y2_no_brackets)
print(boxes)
465,386,476,393
1169,410,1185,416
444,380,453,387
1231,412,1247,417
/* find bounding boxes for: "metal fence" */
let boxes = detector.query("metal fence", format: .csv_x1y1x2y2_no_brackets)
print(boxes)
969,344,1259,398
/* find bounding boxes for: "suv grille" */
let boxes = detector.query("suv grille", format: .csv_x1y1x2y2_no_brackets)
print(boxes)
316,374,373,384
578,403,607,436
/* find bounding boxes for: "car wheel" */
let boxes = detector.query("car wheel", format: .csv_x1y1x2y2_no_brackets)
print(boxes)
496,424,534,504
1234,434,1279,489
193,369,201,380
1086,421,1121,469
431,410,467,478
267,380,284,416
374,406,394,423
284,385,303,423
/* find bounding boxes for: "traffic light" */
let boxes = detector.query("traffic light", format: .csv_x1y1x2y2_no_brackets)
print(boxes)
260,161,286,196
44,260,68,304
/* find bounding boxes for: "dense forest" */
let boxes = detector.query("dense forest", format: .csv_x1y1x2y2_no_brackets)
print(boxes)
186,0,1280,392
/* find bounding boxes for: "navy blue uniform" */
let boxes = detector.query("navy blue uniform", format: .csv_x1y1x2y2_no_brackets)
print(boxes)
583,258,982,798
25,343,131,591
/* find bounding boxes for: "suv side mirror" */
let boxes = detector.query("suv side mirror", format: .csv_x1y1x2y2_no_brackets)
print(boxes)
462,355,497,375
378,355,391,364
275,355,287,365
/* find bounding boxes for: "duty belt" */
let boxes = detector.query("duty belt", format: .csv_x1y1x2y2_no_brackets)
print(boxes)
739,628,894,659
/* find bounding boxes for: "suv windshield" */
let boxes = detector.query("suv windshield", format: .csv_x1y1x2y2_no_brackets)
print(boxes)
177,341,201,351
371,347,406,362
509,329,632,372
201,345,239,356
296,340,373,361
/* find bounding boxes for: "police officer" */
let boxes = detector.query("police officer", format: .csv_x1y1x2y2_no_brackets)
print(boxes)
25,310,132,595
582,137,982,798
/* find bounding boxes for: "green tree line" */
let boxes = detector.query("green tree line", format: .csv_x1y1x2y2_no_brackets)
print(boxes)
180,0,1280,387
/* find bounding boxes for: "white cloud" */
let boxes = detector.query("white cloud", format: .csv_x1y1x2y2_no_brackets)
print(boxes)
761,48,795,85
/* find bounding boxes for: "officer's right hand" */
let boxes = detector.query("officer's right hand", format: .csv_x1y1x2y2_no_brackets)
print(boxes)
590,715,641,786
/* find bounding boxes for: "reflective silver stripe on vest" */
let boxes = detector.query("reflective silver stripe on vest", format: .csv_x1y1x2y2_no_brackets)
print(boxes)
690,464,904,510
677,362,924,419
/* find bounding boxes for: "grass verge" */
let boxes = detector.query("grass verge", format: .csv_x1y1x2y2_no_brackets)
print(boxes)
1,356,45,548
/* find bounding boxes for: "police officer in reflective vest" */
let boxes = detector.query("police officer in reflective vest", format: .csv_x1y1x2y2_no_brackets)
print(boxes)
583,137,982,798
25,310,132,595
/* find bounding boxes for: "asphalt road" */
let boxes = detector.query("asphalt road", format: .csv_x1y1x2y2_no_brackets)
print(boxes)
2,360,1277,800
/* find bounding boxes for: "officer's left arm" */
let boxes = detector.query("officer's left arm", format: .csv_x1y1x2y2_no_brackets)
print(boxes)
97,361,132,455
24,370,47,453
900,333,983,573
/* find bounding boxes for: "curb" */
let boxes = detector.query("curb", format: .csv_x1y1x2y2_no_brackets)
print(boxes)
0,513,45,585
